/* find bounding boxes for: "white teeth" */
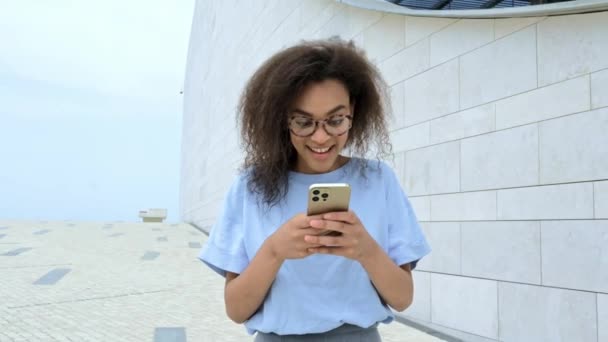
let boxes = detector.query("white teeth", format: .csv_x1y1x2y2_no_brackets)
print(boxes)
310,146,331,153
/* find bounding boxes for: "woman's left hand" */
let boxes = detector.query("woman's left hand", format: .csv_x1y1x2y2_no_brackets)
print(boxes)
305,210,378,262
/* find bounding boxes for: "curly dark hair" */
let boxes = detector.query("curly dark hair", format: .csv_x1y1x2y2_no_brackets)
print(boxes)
238,38,392,206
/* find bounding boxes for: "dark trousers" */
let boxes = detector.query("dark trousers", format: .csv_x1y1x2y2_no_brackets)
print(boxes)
253,323,382,342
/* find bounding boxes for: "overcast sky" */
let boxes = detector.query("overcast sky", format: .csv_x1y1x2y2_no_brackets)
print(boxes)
0,1,195,223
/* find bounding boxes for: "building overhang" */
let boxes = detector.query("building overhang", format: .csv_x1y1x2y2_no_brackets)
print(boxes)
338,0,608,18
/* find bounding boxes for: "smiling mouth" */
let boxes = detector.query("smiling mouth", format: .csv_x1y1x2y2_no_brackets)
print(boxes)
307,146,333,154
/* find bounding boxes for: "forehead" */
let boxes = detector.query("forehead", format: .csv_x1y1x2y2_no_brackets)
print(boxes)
291,79,350,116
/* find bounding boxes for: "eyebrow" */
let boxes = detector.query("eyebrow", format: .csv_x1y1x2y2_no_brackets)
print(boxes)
291,105,347,117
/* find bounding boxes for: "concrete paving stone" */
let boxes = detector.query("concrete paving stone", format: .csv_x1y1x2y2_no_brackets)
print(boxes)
142,251,161,260
154,327,186,342
2,248,32,256
0,220,446,342
188,242,202,248
33,268,71,285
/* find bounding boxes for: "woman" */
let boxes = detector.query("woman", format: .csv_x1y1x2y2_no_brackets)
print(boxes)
199,38,430,341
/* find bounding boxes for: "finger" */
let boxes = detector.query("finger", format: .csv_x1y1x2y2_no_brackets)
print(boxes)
305,214,324,225
308,246,344,255
304,234,344,246
296,214,323,228
308,219,347,234
322,210,358,224
299,228,326,236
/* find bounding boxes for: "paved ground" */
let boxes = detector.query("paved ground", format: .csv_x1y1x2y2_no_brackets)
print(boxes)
0,220,445,342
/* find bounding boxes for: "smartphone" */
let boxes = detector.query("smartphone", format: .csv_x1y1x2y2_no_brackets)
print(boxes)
307,183,351,236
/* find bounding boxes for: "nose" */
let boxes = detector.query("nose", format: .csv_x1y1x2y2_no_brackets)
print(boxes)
309,122,330,144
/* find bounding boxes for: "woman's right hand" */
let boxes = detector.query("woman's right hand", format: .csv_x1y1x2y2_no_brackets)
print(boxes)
267,213,323,261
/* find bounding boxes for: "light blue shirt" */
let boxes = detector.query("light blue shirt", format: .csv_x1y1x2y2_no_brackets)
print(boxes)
198,158,431,335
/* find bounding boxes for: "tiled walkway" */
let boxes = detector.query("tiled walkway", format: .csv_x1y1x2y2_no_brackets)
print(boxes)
0,220,444,341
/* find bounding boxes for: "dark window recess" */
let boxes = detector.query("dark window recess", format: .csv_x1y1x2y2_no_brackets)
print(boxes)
386,0,574,10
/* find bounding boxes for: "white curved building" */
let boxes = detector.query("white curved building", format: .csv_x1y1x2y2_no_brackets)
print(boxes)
181,1,608,340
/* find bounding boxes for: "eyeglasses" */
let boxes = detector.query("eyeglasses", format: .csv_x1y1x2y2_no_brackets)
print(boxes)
288,114,353,137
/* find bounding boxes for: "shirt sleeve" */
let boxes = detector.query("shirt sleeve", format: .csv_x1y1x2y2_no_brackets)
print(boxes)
198,174,249,277
383,163,431,270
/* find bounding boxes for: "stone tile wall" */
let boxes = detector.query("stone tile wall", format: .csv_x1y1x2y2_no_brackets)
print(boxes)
181,1,608,340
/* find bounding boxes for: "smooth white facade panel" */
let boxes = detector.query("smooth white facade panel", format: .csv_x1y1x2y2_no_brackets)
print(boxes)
459,25,537,110
431,273,498,339
495,75,590,130
404,271,431,321
404,16,455,47
429,103,495,145
417,222,461,274
596,181,608,219
541,220,608,293
378,38,430,86
389,81,405,128
300,1,342,38
497,183,594,220
429,191,497,221
363,13,406,62
591,68,608,109
390,122,430,153
539,107,608,184
182,2,608,340
537,11,608,87
318,5,352,40
600,294,608,342
404,141,460,196
345,4,384,37
461,124,539,191
403,59,459,126
493,16,545,39
430,19,493,67
461,221,541,284
408,195,430,222
498,282,597,342
392,152,406,189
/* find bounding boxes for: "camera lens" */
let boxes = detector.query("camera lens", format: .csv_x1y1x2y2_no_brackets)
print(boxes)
312,196,319,202
313,190,320,195
321,193,328,198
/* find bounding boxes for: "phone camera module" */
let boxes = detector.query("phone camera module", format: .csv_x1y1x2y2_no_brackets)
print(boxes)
312,196,319,202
